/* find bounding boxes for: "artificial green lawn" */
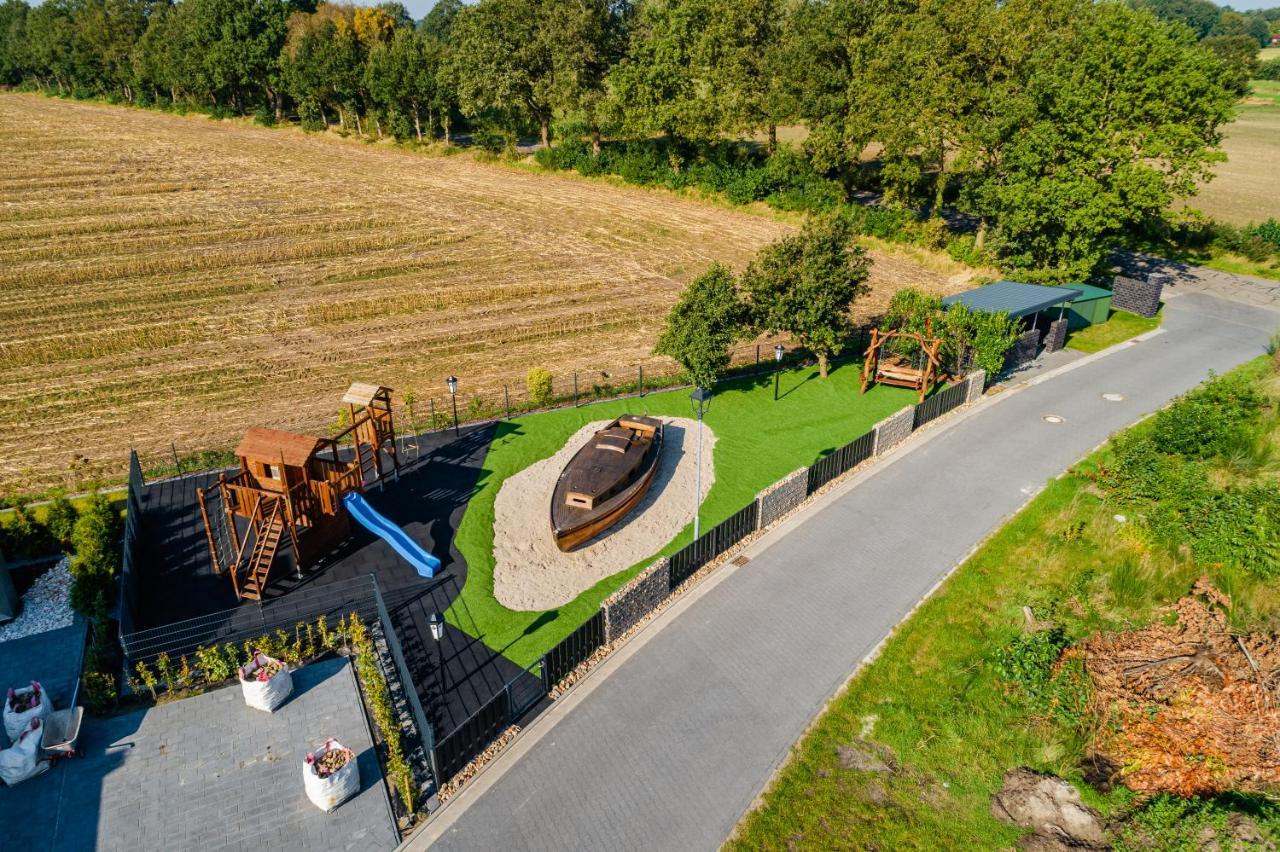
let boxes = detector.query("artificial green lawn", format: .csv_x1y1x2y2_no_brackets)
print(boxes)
1065,307,1163,354
448,360,919,668
728,358,1280,850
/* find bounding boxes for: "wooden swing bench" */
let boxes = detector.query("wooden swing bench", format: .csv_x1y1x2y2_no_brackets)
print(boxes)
860,324,943,403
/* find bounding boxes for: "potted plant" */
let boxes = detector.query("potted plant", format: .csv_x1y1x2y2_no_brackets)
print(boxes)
238,650,293,712
4,681,50,742
303,738,360,811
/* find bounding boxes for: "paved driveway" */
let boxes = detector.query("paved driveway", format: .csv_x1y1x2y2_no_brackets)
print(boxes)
419,290,1279,852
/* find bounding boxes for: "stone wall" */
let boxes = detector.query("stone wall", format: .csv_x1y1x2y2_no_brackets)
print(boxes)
602,557,670,643
872,406,915,456
1005,328,1041,369
1044,319,1068,353
1112,275,1162,318
756,468,807,530
964,370,987,405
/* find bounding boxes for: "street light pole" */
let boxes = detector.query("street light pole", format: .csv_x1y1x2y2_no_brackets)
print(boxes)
690,387,712,539
446,375,460,437
773,344,785,401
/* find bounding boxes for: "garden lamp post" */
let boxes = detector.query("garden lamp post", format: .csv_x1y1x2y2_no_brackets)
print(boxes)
773,344,785,401
446,375,459,437
690,387,712,539
429,611,446,692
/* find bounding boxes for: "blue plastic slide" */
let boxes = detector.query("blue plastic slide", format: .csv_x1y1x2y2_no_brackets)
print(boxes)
343,492,441,578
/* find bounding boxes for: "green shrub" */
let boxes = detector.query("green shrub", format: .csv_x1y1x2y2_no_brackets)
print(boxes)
44,493,78,550
252,105,276,127
1257,57,1280,81
525,367,554,406
991,628,1090,723
81,671,117,713
69,493,121,619
1149,372,1264,459
0,499,55,558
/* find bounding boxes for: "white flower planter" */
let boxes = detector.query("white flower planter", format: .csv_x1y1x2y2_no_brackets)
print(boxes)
4,681,50,743
238,652,293,713
303,738,360,812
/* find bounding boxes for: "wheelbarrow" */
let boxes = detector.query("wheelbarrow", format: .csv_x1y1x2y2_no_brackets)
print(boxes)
40,706,83,765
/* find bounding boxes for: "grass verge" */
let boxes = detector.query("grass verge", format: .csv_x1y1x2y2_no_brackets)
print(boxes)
449,360,918,668
728,357,1280,850
1065,308,1163,354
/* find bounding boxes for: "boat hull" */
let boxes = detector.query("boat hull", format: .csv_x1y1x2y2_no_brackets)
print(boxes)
551,417,662,551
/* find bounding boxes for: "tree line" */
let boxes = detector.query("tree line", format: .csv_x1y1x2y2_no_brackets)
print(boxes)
0,0,1250,279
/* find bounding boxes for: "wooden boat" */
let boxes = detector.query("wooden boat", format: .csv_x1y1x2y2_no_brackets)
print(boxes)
551,415,663,551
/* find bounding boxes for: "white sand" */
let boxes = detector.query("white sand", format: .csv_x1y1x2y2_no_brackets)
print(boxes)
492,417,716,611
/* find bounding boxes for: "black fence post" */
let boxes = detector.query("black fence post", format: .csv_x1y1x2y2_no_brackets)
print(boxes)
504,385,511,419
755,345,760,375
170,442,180,473
573,372,579,407
429,399,437,433
372,575,440,796
639,365,644,397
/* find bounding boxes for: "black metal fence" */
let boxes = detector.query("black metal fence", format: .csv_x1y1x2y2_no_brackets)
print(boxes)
542,610,605,688
806,430,875,495
117,451,145,641
668,500,760,590
913,381,968,430
118,574,382,667
433,686,512,782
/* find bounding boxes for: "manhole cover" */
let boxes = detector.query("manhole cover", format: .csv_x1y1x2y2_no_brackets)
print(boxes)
731,555,750,567
1101,392,1125,402
1043,414,1065,424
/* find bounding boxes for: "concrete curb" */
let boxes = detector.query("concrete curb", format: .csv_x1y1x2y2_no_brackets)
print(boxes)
399,326,1165,850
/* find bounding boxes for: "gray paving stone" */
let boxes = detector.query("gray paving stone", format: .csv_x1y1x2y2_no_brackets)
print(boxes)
1,656,397,852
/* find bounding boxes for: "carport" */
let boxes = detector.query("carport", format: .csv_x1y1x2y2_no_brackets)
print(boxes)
942,280,1082,339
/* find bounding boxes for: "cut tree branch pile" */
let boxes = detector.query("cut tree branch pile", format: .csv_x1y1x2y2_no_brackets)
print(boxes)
1072,577,1280,797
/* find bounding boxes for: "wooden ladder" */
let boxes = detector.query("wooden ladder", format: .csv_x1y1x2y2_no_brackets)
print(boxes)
240,497,284,601
355,429,379,485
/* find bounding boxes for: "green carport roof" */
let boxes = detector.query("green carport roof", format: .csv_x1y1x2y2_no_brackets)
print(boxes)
942,280,1080,318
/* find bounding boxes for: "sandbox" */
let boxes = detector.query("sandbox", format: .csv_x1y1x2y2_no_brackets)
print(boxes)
492,418,716,611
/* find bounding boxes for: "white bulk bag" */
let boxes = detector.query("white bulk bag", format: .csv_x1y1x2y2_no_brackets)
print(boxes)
0,717,47,785
303,738,360,812
4,681,50,743
238,651,293,713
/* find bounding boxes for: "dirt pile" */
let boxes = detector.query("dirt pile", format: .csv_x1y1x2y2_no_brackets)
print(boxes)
990,768,1107,851
1075,578,1280,796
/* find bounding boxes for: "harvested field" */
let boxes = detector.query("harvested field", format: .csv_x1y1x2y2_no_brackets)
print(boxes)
0,93,970,491
1191,81,1280,225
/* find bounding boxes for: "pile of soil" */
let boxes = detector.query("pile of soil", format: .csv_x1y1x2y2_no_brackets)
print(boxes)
1073,578,1280,796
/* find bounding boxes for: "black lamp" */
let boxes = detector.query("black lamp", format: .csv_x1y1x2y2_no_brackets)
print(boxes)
446,376,460,437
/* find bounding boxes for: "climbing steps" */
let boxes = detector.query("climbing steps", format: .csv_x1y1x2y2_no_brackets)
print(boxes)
240,498,284,601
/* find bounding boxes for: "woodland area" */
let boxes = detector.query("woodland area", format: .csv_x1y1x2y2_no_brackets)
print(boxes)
0,0,1273,279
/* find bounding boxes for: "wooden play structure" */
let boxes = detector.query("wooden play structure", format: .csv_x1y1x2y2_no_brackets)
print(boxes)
197,383,402,601
860,323,943,403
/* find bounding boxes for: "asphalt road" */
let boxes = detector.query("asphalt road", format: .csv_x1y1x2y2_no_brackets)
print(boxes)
415,289,1279,852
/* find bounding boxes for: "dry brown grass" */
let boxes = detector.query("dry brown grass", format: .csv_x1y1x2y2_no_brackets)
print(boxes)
0,93,973,491
1190,83,1280,226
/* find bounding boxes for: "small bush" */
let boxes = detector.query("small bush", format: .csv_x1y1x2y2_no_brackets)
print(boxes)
81,671,117,713
992,628,1089,723
252,105,276,127
69,493,121,619
525,368,553,406
1149,372,1264,459
1257,58,1280,81
44,493,78,550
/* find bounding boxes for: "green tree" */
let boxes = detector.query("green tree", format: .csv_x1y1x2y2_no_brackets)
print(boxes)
1200,34,1260,96
0,0,29,86
610,0,790,146
68,493,120,620
741,215,869,378
970,2,1235,279
365,26,435,140
653,264,748,389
